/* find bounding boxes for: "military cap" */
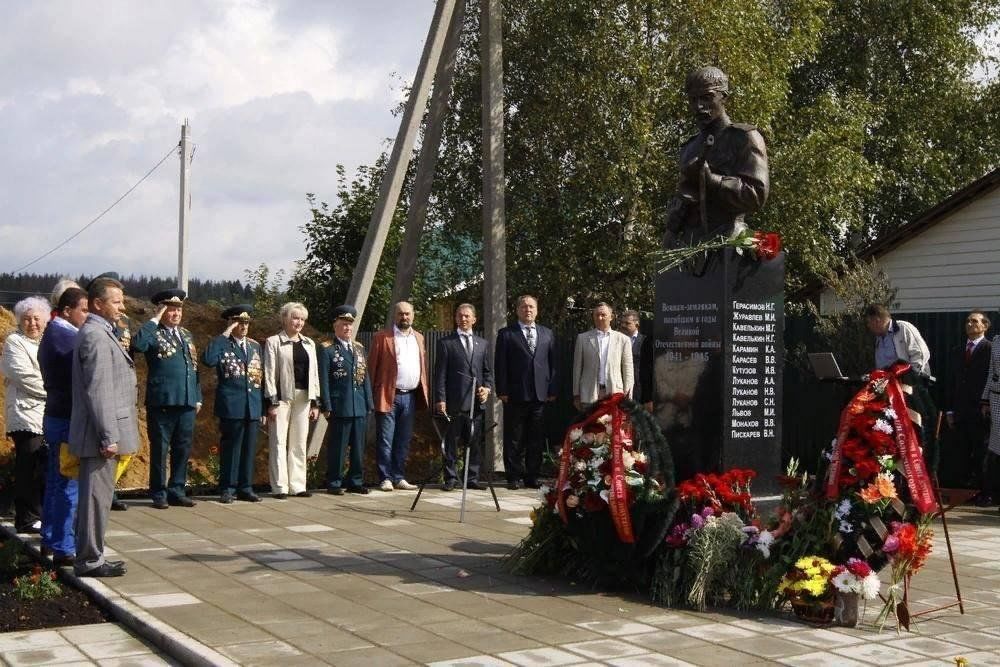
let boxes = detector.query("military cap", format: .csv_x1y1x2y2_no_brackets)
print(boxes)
685,66,729,95
221,304,253,321
332,304,357,321
86,271,121,290
151,288,187,305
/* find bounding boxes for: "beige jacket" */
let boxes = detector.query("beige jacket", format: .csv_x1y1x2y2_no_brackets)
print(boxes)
1,331,46,435
263,332,321,404
572,329,634,405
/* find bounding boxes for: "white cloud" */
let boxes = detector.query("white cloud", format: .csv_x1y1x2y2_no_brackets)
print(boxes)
1,0,436,283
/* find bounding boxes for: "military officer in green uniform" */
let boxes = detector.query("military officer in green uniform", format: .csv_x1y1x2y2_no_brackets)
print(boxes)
132,289,202,509
202,305,264,504
319,305,373,494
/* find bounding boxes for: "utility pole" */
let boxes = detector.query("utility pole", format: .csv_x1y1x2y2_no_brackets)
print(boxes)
387,0,466,323
346,0,461,324
481,0,507,473
177,119,191,293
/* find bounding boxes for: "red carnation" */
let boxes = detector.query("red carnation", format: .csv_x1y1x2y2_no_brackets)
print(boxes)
753,231,781,260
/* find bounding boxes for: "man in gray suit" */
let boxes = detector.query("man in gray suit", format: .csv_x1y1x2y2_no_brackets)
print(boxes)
69,277,139,577
573,302,634,411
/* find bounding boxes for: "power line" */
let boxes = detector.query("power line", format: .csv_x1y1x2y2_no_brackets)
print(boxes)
10,142,180,275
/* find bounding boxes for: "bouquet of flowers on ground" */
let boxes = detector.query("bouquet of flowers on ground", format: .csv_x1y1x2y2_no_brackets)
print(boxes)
778,556,837,616
653,468,772,610
830,557,881,600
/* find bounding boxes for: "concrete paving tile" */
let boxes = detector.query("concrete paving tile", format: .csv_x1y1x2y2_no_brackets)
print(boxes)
427,657,514,667
3,645,89,666
389,581,455,595
730,617,811,633
96,656,177,666
606,655,698,667
495,646,586,666
781,628,864,649
955,651,1000,666
285,524,336,533
186,623,277,647
282,627,373,654
778,652,868,666
390,640,497,664
936,629,1000,649
615,631,711,653
216,639,304,666
883,636,977,658
0,630,68,653
573,619,660,636
832,643,928,664
674,621,759,642
58,624,134,645
560,638,648,660
130,592,202,609
266,558,326,571
78,637,155,660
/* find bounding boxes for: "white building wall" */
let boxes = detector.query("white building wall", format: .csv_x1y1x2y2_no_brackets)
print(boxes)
821,184,1000,314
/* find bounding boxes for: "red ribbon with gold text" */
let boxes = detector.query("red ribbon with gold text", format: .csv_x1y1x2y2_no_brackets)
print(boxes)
555,394,635,543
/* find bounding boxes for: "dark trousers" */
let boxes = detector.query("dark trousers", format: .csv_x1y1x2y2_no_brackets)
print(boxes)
326,416,366,489
952,416,988,489
147,406,196,502
12,430,46,530
219,418,259,494
41,416,77,556
444,411,483,484
502,400,545,483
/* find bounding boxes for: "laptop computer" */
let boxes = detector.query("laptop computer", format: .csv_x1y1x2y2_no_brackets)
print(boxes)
808,352,848,380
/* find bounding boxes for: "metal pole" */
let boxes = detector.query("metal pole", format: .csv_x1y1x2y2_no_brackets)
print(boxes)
480,0,506,475
387,0,467,324
177,119,191,293
346,0,460,324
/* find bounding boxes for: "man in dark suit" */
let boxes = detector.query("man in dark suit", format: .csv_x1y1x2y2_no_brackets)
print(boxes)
131,289,202,509
70,277,137,577
494,295,557,490
202,305,265,504
319,305,374,494
620,310,653,410
946,310,992,498
434,303,493,491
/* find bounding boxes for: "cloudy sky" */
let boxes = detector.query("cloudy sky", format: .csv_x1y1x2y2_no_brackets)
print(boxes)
0,0,436,283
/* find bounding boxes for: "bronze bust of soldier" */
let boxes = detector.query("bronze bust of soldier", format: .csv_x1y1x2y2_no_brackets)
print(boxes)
662,66,769,248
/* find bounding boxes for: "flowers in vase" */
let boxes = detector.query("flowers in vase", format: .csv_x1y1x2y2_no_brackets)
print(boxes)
830,558,881,600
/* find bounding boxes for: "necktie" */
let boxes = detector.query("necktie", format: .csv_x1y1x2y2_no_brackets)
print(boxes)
965,340,975,363
463,334,473,361
526,326,536,354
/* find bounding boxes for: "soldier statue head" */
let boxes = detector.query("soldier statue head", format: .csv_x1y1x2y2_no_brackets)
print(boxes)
686,66,730,131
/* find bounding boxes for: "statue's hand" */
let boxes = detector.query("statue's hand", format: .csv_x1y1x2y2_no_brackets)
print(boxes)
681,155,704,182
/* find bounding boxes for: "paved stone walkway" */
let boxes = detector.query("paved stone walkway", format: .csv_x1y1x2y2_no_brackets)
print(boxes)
6,488,1000,666
0,623,176,666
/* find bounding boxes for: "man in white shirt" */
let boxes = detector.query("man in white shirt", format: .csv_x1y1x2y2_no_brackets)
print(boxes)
573,303,633,411
368,302,429,491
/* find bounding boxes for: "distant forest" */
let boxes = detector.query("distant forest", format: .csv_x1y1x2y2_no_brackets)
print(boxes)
0,272,250,307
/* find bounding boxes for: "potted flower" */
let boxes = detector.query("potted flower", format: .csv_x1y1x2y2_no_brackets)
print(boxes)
778,556,837,624
830,558,881,626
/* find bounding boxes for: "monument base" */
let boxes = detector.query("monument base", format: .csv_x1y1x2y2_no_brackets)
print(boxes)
653,248,784,494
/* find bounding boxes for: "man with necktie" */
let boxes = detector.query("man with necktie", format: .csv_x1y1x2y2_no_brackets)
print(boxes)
202,305,265,504
945,311,991,499
319,305,374,494
619,309,653,411
434,304,493,491
494,295,557,490
132,288,202,509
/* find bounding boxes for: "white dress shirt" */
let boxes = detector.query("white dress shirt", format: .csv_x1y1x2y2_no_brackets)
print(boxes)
393,325,421,391
595,329,611,386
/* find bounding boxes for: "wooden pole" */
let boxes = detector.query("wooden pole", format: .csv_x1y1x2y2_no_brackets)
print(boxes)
177,119,191,293
480,0,506,473
386,0,467,324
345,0,460,324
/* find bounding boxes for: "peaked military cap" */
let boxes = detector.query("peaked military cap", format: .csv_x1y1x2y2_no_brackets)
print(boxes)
685,66,729,95
332,304,357,322
151,288,187,305
221,304,253,321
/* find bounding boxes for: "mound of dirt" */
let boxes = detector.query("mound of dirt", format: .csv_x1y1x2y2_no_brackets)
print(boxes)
1,300,440,494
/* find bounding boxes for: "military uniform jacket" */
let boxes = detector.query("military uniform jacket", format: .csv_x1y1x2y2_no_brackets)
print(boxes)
132,320,202,408
202,334,264,420
319,340,374,418
668,115,769,239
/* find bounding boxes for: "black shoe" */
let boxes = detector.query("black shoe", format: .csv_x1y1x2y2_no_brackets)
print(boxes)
110,499,128,511
219,493,235,504
467,481,485,491
506,480,521,490
346,485,370,495
237,491,262,502
16,523,41,535
295,491,312,498
79,561,127,578
151,498,169,510
327,487,344,495
975,494,994,507
523,480,542,489
167,495,195,507
52,554,75,567
442,480,457,492
272,492,287,499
